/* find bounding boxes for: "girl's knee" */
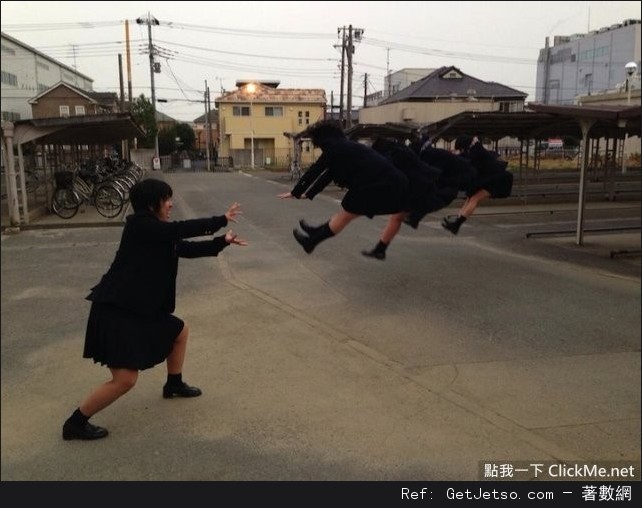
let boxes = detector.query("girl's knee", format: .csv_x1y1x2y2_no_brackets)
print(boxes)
177,324,189,343
114,370,138,392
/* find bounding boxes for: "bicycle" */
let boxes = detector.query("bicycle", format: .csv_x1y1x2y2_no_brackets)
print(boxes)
51,169,125,219
289,161,302,182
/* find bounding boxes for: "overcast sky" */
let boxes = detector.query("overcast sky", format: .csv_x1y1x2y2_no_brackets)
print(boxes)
2,1,640,122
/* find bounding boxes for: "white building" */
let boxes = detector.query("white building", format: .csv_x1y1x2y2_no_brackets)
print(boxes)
366,68,434,107
1,32,93,122
536,19,641,105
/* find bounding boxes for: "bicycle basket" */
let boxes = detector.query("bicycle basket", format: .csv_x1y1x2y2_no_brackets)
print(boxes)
54,171,74,188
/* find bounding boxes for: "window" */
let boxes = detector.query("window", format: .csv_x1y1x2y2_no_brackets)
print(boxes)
2,111,21,121
499,101,523,113
75,105,86,116
36,61,50,70
265,106,283,117
232,106,250,116
1,71,18,86
305,111,310,125
298,111,303,125
1,44,16,55
59,105,70,117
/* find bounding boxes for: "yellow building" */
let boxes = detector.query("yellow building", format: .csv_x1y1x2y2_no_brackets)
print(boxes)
215,80,326,169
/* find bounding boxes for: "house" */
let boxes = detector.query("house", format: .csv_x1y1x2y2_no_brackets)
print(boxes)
215,80,326,168
155,110,179,133
192,109,219,155
1,31,94,122
366,68,435,106
28,81,119,118
359,66,527,126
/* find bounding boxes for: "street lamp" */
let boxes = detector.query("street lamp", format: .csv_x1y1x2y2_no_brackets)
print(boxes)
622,62,637,173
246,83,256,169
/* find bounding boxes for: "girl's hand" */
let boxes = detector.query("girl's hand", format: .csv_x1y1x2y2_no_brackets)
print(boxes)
225,230,248,246
225,202,242,222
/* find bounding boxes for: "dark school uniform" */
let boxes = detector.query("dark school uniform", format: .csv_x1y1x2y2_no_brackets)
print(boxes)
84,210,229,370
291,137,409,218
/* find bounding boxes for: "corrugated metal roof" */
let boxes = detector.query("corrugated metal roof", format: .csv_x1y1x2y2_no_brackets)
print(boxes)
420,104,641,141
347,104,640,143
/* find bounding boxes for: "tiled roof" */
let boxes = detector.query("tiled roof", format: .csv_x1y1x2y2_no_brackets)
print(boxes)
380,66,527,104
216,84,326,104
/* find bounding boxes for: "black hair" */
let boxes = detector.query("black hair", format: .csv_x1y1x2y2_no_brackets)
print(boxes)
454,135,474,152
307,120,345,148
371,137,396,155
129,178,173,213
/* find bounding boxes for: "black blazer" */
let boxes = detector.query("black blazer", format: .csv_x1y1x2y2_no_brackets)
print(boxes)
87,211,228,317
291,137,403,200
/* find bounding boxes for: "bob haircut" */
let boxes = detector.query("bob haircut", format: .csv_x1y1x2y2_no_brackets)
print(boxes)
129,178,173,213
307,120,345,148
454,135,474,152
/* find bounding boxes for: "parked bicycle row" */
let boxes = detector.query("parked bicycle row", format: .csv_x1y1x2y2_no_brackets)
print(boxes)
51,158,145,219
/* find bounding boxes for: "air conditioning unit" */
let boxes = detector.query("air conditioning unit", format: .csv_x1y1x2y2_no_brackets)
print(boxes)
401,108,415,121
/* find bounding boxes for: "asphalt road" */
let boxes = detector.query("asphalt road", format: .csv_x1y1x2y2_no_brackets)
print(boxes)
1,171,640,484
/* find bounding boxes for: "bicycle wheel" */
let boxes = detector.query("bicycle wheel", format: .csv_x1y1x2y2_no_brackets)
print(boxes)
94,184,124,218
52,188,80,219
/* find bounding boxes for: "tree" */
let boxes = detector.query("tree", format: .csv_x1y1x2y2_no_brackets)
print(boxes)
176,123,195,151
157,123,196,155
130,94,157,149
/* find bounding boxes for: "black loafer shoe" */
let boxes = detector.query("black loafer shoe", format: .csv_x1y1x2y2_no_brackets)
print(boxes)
361,249,385,260
163,382,202,399
292,228,314,254
441,217,462,235
62,420,109,441
299,219,317,235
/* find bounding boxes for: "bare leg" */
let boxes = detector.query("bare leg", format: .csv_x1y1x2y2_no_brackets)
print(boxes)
166,324,189,375
442,189,492,235
163,325,202,398
328,210,360,235
459,189,490,218
380,212,407,244
294,210,361,254
79,367,139,417
362,212,407,261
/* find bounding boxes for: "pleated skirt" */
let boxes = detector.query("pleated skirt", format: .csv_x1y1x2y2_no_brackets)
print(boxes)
83,302,184,370
470,171,514,199
341,175,408,218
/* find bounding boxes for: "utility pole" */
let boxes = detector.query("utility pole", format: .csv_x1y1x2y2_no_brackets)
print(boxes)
330,90,334,119
344,25,363,129
118,54,129,161
207,84,214,169
204,80,211,172
386,48,392,98
346,25,353,129
336,27,346,126
363,73,368,107
125,19,133,105
136,13,160,160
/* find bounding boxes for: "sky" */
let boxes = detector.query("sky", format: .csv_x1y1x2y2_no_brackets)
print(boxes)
1,1,640,122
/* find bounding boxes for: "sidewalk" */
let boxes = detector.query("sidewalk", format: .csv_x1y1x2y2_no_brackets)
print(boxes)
1,197,129,232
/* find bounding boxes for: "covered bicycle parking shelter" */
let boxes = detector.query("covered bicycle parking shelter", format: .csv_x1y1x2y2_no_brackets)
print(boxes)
349,104,641,246
1,113,145,227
